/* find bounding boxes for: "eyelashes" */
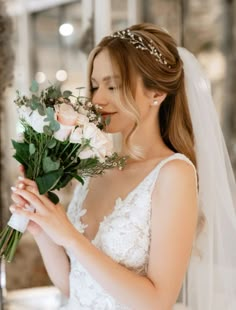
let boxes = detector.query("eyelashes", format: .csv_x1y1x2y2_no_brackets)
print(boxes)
90,87,98,93
90,86,120,93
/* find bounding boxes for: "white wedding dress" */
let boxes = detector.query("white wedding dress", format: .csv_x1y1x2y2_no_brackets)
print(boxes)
61,153,196,310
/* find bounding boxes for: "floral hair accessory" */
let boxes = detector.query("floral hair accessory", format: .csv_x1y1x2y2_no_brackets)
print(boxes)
110,29,172,68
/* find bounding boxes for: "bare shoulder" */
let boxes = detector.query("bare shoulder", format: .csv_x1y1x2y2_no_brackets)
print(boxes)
156,157,197,190
151,157,198,214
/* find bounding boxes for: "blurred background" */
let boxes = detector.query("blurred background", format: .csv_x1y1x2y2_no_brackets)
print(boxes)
0,0,236,308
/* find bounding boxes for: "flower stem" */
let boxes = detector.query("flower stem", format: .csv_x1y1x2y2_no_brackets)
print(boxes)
0,226,23,262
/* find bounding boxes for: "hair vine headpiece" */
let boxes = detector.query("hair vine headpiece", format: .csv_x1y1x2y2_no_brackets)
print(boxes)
110,29,172,68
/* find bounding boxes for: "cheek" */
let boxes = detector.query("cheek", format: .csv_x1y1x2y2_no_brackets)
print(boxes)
105,112,135,134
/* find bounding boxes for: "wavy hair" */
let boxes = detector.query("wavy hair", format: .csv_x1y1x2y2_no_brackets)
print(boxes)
87,23,205,241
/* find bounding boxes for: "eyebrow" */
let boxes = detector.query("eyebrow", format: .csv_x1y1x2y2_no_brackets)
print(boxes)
91,75,121,82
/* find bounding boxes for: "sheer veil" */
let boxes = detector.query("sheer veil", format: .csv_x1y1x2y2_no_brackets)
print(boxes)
178,47,236,310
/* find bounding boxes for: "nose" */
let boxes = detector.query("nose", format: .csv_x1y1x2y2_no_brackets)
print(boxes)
91,87,109,107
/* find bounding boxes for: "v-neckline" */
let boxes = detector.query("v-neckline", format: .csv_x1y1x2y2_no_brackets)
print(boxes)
77,152,181,243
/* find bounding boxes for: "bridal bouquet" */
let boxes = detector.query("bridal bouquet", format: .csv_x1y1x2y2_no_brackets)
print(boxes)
0,81,126,262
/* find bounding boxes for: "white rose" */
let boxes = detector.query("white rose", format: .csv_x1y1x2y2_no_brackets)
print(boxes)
16,121,25,141
17,106,49,133
82,122,99,140
17,106,32,123
29,110,49,133
79,147,96,159
16,121,25,134
77,114,89,126
82,123,114,161
54,124,75,141
91,131,113,158
70,127,83,144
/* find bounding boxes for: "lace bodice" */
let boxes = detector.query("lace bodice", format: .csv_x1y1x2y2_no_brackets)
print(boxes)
62,153,196,310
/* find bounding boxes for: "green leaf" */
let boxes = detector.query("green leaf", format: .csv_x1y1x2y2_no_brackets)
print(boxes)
30,80,39,93
105,115,111,126
54,173,73,189
47,139,57,149
35,168,64,194
70,173,84,185
44,107,60,132
31,95,40,110
29,143,36,155
12,140,29,166
13,154,28,167
47,191,59,204
48,87,61,99
63,90,72,98
45,107,54,121
37,104,46,116
43,156,60,173
43,125,53,135
49,120,60,132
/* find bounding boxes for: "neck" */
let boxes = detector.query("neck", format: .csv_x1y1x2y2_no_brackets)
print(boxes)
120,116,171,162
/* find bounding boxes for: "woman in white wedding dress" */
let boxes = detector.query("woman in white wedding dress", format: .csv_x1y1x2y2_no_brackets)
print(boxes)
10,23,236,310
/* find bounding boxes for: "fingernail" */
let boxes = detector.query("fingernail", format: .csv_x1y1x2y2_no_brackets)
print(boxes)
18,176,24,180
24,204,31,210
11,186,17,191
18,183,24,189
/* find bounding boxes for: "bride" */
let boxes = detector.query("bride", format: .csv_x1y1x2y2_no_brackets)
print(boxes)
10,23,236,309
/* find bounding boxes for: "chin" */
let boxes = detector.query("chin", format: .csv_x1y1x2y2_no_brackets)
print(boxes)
104,119,133,134
104,126,122,134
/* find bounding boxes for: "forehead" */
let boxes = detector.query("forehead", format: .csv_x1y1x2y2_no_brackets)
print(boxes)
91,49,120,81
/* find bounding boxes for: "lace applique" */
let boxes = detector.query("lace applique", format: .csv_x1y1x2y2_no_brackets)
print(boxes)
64,153,197,309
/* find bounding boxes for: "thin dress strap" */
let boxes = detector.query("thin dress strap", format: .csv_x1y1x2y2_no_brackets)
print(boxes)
149,153,198,194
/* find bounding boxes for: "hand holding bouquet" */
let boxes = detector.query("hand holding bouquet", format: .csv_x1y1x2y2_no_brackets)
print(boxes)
0,81,126,262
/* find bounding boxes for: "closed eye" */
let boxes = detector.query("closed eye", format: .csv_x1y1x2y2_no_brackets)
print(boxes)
90,87,98,92
108,85,121,91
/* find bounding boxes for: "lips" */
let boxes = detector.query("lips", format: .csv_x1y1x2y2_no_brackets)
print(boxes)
101,112,117,116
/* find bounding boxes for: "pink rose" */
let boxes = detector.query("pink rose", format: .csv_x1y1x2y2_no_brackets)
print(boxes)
55,103,79,126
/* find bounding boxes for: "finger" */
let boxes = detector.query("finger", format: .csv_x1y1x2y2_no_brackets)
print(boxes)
11,183,26,193
11,192,28,206
13,188,47,213
17,177,37,188
24,185,56,210
10,204,38,222
18,165,25,176
9,203,18,214
14,182,25,190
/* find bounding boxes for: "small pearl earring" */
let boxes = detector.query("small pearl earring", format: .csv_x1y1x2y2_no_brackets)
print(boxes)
152,99,159,106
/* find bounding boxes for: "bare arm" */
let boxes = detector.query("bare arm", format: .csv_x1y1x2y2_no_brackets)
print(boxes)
11,178,70,297
12,159,198,309
34,232,70,297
